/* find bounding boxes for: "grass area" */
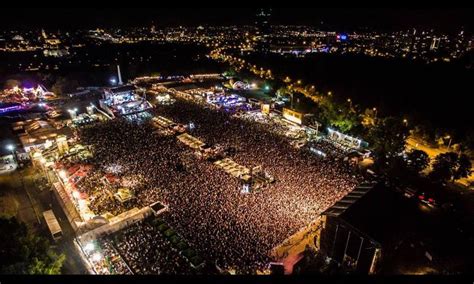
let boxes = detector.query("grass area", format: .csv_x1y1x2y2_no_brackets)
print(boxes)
150,217,205,269
169,235,181,245
158,223,169,232
164,228,176,238
177,241,188,251
0,195,19,218
183,248,197,259
153,218,165,226
190,256,204,267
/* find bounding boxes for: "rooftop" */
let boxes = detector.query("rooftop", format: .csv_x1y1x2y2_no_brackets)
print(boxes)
108,85,136,94
323,182,420,246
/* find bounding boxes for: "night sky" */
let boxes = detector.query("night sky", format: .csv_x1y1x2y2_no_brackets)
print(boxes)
0,8,472,32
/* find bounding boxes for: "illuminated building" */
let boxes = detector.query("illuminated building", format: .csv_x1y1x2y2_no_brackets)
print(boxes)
255,8,272,53
99,85,152,118
43,48,69,57
0,85,55,104
11,119,73,153
56,135,69,155
282,108,305,125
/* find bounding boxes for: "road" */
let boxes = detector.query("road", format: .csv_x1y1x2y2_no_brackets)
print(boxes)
406,136,448,159
406,135,473,188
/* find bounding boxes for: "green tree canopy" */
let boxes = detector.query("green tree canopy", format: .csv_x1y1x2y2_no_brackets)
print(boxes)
367,117,409,163
454,154,472,181
0,217,65,274
223,68,237,78
318,95,360,133
51,77,79,96
406,149,430,174
430,152,472,182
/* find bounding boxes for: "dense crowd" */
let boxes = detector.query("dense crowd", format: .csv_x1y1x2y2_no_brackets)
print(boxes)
77,97,363,273
97,239,133,274
77,171,138,216
102,219,194,274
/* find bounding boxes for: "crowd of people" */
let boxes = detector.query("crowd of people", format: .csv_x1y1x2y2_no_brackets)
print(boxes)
308,138,354,160
76,171,138,216
75,96,363,273
96,239,133,274
101,219,194,274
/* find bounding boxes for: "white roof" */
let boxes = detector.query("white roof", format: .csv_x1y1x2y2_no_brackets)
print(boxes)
43,210,62,235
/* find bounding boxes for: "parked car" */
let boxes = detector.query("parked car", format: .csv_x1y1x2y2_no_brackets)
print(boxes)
418,192,439,208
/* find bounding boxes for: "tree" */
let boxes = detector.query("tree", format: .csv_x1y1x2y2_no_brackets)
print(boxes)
461,129,474,158
0,217,65,274
51,77,79,96
453,154,472,181
367,117,409,165
384,155,411,182
430,152,457,182
361,108,376,128
276,87,291,98
411,120,436,145
406,149,430,174
430,152,472,183
317,95,360,133
223,68,237,78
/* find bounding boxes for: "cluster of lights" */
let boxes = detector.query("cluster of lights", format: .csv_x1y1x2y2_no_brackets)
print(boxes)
81,241,104,265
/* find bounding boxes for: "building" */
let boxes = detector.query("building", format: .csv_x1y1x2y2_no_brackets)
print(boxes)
254,8,272,53
12,118,73,153
0,38,6,50
317,183,379,273
315,183,431,274
99,85,152,118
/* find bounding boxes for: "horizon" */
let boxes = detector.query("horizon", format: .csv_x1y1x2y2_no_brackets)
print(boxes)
0,8,472,32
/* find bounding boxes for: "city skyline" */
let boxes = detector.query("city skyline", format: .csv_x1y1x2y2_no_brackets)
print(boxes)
0,8,472,32
0,7,472,281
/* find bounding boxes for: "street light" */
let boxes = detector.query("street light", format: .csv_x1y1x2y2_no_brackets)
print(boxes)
6,144,15,152
68,108,78,120
347,98,352,109
84,242,95,253
92,252,102,262
445,135,452,150
6,144,16,165
403,118,408,126
59,170,67,181
373,107,377,119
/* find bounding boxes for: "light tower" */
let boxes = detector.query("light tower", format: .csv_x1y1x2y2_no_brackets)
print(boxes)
117,65,123,85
